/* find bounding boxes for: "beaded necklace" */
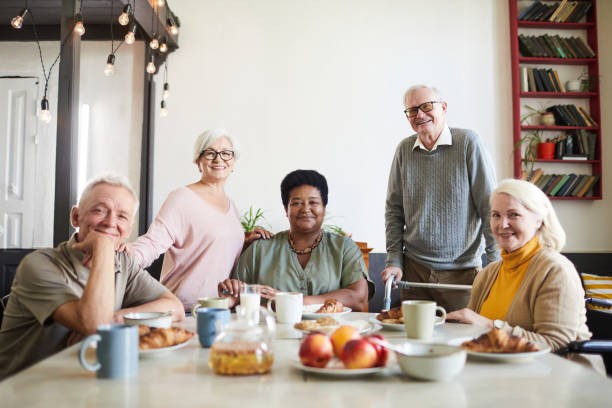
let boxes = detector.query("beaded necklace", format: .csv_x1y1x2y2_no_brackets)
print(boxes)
288,231,323,255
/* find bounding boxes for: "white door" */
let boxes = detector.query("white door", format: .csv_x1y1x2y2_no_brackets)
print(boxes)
0,78,38,248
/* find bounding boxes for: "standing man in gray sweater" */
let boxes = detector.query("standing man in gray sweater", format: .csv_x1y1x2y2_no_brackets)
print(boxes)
381,84,499,312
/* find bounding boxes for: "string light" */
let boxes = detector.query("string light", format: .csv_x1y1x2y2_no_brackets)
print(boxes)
167,18,178,36
159,42,168,53
11,8,29,29
162,83,169,100
118,3,132,26
74,13,85,36
39,98,52,124
104,54,115,76
157,0,165,7
125,23,137,44
160,100,168,117
149,35,159,49
146,56,156,74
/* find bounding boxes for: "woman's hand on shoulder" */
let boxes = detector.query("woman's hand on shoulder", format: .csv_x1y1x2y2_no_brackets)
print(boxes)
446,308,493,327
244,228,274,247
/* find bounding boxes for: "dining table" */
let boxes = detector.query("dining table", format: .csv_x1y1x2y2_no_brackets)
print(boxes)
1,312,611,408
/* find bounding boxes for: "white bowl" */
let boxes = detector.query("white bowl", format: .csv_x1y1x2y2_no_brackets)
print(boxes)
395,342,466,381
123,312,172,328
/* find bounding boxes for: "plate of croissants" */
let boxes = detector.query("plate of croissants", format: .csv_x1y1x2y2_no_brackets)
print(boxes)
449,329,550,362
372,308,404,330
301,299,351,319
138,325,195,356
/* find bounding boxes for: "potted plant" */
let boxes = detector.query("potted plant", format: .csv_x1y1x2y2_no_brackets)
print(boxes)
240,206,269,232
521,104,555,126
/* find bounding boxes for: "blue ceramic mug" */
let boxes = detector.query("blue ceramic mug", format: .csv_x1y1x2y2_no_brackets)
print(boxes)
79,324,138,379
197,308,230,348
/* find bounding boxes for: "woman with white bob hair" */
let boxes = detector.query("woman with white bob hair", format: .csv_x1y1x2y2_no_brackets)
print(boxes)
125,128,271,311
447,179,593,354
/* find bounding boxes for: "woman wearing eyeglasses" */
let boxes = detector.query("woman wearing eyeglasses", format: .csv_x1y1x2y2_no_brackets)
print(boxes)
125,128,272,311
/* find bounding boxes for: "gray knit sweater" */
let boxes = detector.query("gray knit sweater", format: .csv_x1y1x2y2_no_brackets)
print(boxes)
385,127,499,270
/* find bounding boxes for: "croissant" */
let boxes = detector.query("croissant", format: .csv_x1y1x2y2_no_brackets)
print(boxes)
316,299,344,313
461,328,540,353
376,307,402,321
139,327,195,350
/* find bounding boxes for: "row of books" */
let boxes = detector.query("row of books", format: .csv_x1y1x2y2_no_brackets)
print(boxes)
518,34,595,59
554,130,596,160
545,104,597,127
519,67,566,92
519,1,592,23
528,169,599,197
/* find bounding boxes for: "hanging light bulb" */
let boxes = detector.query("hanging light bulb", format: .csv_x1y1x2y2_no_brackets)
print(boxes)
125,23,137,44
157,0,165,7
104,54,116,76
167,19,178,36
149,35,159,50
160,100,168,117
159,42,168,53
11,8,29,29
162,83,169,100
146,57,156,74
118,4,132,26
74,13,85,36
39,98,52,124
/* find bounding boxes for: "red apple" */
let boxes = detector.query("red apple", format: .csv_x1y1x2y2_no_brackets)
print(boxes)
330,325,361,358
365,334,389,367
299,332,333,368
341,339,378,369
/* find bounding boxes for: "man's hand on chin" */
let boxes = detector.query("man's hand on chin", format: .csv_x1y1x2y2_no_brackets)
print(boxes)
72,231,116,268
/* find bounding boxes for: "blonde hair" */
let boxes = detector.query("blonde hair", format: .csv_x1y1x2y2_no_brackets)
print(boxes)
492,179,566,251
193,128,240,164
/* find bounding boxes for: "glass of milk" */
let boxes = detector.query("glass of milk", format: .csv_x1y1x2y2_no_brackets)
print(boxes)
239,284,261,323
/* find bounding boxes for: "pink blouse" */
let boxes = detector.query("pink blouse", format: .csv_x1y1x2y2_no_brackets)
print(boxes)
131,186,244,310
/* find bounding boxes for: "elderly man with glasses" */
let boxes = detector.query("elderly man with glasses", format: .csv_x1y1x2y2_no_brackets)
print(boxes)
381,84,499,312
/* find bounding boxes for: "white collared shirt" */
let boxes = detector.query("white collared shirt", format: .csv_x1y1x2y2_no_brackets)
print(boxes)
412,126,452,152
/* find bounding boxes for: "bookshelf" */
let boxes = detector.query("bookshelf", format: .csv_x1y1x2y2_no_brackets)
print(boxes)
509,0,602,200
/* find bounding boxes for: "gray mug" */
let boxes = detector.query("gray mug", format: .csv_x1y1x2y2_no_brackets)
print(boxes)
79,324,138,379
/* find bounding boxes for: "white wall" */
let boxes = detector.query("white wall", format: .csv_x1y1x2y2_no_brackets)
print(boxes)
79,41,144,240
151,0,612,252
0,42,59,247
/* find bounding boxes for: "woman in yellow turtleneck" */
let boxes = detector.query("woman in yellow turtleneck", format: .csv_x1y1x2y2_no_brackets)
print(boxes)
447,179,591,353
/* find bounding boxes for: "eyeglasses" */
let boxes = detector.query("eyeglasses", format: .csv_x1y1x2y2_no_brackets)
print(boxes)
200,150,235,161
403,101,442,118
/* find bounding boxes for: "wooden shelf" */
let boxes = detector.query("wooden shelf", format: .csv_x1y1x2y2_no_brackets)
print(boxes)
518,21,595,29
521,125,599,131
519,57,597,65
510,0,601,199
520,91,597,98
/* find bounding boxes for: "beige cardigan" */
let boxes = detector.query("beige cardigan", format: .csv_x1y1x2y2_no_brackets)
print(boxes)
468,247,591,352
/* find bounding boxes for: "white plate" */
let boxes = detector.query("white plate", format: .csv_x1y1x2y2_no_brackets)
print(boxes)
139,338,192,357
294,319,382,335
301,305,352,319
447,337,550,363
292,359,386,376
370,316,404,331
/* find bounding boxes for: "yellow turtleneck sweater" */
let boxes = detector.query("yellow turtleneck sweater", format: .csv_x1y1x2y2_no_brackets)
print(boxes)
480,236,541,321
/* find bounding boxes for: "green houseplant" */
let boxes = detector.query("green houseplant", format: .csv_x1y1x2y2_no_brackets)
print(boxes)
240,206,269,232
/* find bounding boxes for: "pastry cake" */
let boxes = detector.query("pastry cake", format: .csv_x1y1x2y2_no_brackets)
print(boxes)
139,326,195,350
293,317,339,331
316,299,344,313
461,328,540,353
376,307,403,324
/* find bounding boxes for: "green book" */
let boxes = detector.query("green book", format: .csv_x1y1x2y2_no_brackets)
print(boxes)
550,174,570,196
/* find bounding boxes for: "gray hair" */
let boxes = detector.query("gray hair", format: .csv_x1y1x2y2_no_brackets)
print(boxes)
403,84,444,106
78,173,139,218
193,128,240,164
492,179,566,252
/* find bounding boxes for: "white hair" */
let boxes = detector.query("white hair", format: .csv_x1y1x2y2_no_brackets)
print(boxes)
77,173,139,218
492,179,566,251
193,128,240,164
403,84,445,106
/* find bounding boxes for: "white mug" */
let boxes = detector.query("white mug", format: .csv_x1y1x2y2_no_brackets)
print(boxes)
402,300,446,340
267,292,303,324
